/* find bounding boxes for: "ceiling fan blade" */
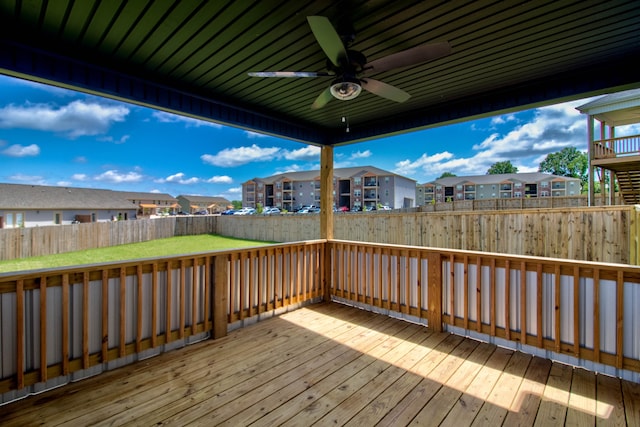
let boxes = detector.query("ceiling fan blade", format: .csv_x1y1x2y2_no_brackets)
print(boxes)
307,16,347,67
364,41,451,74
311,87,333,109
248,71,332,77
361,78,411,103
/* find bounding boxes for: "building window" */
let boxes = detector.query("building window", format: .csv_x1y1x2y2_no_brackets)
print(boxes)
54,212,62,225
354,177,361,185
354,189,361,197
4,212,25,228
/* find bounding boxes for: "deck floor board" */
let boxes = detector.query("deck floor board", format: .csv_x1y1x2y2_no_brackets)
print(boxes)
1,302,639,426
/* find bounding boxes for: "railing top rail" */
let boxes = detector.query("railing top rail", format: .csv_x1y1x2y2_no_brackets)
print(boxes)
0,239,327,281
593,133,640,143
327,239,640,272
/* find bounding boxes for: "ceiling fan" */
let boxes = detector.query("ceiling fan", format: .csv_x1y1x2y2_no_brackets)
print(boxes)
248,16,451,109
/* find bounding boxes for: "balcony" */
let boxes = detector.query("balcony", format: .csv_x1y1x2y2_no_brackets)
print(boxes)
1,240,639,424
591,134,640,205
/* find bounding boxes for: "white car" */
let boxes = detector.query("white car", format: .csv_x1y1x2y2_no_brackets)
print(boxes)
234,207,255,215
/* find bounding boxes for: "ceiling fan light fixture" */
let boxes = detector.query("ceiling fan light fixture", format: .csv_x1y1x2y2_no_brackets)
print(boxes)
330,77,362,100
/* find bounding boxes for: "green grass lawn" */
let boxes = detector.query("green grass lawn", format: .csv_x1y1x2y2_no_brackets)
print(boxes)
0,234,276,273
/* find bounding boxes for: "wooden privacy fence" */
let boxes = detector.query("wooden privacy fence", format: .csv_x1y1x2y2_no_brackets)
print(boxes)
0,241,324,404
2,206,638,265
0,218,178,261
221,205,640,264
328,240,640,381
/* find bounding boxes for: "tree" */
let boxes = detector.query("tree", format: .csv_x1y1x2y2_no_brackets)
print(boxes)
538,147,588,189
231,200,243,209
487,161,518,175
437,172,457,179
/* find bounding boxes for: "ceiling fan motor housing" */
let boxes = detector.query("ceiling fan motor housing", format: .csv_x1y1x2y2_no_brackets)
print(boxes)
330,75,362,100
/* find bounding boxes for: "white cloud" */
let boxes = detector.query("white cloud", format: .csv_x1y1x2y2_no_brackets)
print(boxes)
1,143,40,157
393,152,454,176
72,173,88,181
283,145,321,161
0,100,129,138
226,186,242,194
396,99,592,182
160,172,200,185
350,150,372,159
201,143,321,168
245,130,269,138
98,134,130,144
94,170,143,183
201,144,281,167
206,175,233,183
152,111,222,128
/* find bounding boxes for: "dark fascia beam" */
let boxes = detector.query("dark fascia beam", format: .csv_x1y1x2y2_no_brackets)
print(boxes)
0,38,330,146
328,50,640,146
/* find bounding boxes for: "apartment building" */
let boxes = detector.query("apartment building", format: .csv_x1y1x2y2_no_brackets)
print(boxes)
242,166,416,211
416,172,581,205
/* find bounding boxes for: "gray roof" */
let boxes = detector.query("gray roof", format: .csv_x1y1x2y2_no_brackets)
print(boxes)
177,195,231,205
576,88,640,127
251,166,415,184
0,183,139,210
117,191,177,202
424,173,578,187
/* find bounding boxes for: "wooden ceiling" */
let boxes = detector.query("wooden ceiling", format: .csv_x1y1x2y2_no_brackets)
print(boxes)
0,1,639,146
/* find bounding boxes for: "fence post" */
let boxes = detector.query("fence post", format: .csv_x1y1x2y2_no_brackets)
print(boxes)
427,253,443,332
212,255,229,339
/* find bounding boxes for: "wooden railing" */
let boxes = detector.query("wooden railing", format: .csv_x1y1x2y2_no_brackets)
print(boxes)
592,134,640,159
0,241,325,403
327,240,640,381
2,239,639,403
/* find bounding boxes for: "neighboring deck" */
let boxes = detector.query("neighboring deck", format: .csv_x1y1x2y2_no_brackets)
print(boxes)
2,303,638,426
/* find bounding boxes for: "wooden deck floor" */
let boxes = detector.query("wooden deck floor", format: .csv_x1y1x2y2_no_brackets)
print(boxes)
2,302,639,426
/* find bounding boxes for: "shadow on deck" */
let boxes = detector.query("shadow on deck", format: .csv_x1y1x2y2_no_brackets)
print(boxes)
2,302,638,426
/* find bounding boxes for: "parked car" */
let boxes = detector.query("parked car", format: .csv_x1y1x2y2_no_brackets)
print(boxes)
234,207,255,215
263,207,281,215
221,209,236,215
193,210,209,215
379,205,392,211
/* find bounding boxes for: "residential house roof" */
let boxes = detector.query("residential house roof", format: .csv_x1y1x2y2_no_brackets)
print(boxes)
576,88,640,127
0,183,137,210
177,195,231,206
117,191,178,203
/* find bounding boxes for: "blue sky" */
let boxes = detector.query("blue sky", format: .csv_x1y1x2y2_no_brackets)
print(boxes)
1,74,637,201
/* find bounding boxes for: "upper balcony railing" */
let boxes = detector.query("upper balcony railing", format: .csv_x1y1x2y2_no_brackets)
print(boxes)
592,134,640,160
